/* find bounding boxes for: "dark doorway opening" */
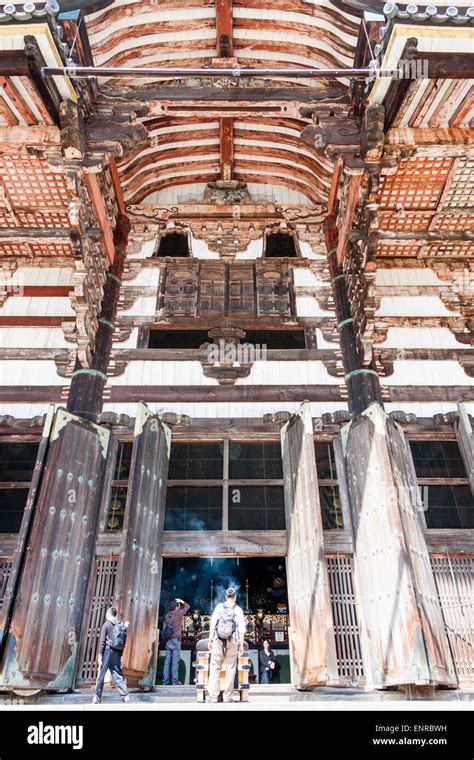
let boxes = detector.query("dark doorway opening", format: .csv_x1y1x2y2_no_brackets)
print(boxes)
155,231,190,258
157,557,290,685
264,232,297,258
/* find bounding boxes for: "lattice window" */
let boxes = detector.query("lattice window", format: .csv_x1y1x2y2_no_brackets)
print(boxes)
327,555,364,680
256,262,293,317
77,556,118,683
229,264,255,315
443,158,474,210
431,554,474,682
379,158,452,211
199,263,226,314
0,152,69,211
0,558,12,612
160,263,199,317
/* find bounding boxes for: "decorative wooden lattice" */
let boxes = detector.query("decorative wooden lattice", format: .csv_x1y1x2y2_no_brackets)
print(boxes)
0,558,12,612
379,158,452,211
327,555,364,680
436,214,474,232
443,158,474,210
378,210,432,231
77,556,118,683
0,152,69,211
431,554,474,683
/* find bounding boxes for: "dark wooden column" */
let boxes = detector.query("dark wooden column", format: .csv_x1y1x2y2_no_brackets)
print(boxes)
324,215,382,415
281,401,337,688
67,213,130,423
114,403,171,688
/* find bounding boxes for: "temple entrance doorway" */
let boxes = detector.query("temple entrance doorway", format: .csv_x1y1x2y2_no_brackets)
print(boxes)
157,557,290,686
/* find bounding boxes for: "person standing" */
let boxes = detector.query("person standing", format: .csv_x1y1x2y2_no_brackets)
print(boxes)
207,587,246,704
92,606,130,704
259,639,279,684
162,597,190,685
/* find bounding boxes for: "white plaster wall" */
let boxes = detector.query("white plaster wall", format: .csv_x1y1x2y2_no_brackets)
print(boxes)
378,327,470,349
0,297,75,317
0,327,69,348
376,296,460,317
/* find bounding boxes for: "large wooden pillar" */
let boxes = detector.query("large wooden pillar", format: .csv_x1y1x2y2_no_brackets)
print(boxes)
455,402,474,493
114,403,171,688
339,403,457,688
0,409,111,689
281,402,337,688
67,213,130,423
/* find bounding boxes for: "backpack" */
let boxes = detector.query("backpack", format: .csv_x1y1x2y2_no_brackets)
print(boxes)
162,623,173,645
162,609,176,645
108,621,128,651
216,603,237,641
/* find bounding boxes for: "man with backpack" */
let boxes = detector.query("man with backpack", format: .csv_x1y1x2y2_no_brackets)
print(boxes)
162,597,190,685
207,587,246,703
92,606,130,704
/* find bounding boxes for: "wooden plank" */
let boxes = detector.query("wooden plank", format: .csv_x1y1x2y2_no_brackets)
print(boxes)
281,401,337,688
0,407,54,648
220,117,233,180
0,385,472,404
216,0,233,57
84,174,115,264
0,409,110,689
455,402,474,493
114,403,171,688
341,402,457,688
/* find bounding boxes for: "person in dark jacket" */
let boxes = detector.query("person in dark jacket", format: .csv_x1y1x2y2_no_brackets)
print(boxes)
259,639,279,684
162,598,190,685
92,606,130,704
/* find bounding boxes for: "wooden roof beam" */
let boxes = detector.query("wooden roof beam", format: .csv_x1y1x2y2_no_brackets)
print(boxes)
220,117,234,180
216,0,233,58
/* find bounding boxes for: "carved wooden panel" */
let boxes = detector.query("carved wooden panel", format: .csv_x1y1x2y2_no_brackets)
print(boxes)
229,263,255,315
161,262,199,317
199,262,226,314
256,261,293,316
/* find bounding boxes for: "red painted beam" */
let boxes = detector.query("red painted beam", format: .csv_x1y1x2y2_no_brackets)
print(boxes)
216,0,233,58
220,117,234,180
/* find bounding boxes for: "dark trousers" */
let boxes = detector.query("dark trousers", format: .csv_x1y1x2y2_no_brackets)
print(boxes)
95,648,129,702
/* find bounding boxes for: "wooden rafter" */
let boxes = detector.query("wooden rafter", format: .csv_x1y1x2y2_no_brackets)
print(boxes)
216,0,233,58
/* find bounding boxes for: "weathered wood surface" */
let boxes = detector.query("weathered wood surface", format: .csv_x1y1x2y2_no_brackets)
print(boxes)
0,385,472,404
0,409,110,690
455,402,474,493
0,407,54,649
341,402,457,688
281,401,337,688
114,403,171,688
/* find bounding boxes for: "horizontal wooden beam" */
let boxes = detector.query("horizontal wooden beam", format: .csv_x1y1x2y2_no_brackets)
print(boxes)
0,384,471,404
0,228,101,242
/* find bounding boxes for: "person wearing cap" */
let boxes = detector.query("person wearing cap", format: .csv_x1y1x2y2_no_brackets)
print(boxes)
207,587,246,703
162,597,190,686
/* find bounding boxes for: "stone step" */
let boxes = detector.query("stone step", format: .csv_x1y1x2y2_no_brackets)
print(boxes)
0,684,472,706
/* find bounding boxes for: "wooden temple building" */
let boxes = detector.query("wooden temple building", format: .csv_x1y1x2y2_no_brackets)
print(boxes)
0,0,472,695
